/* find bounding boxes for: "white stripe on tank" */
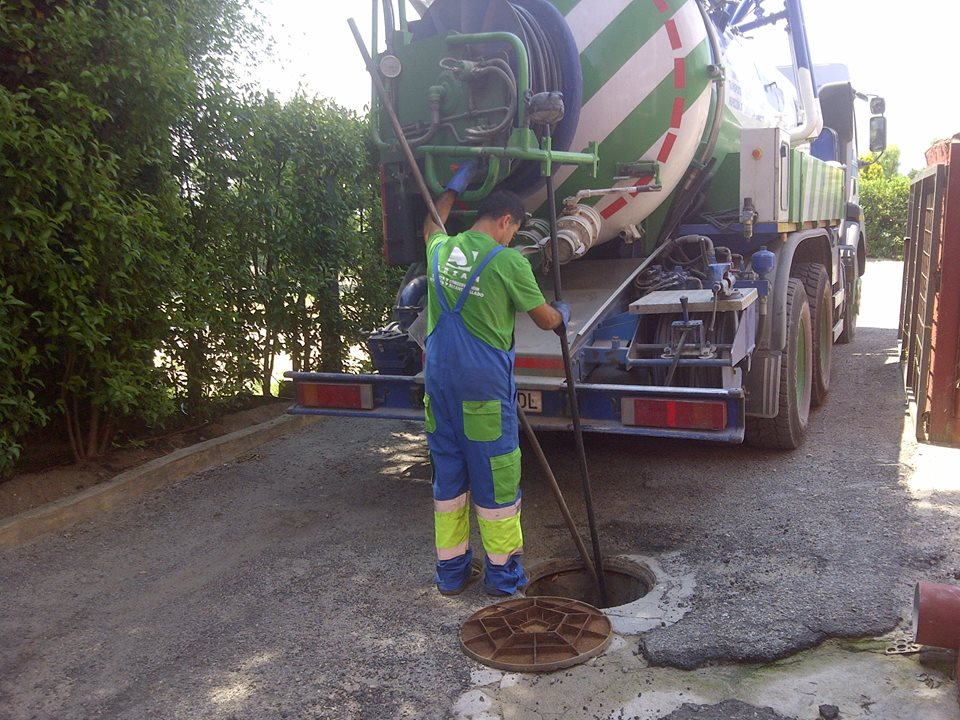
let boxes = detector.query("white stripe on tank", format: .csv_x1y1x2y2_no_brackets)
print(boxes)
591,86,713,224
565,0,634,52
595,85,713,215
527,0,707,212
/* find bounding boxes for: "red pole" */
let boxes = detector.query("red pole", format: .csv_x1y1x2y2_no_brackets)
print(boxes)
913,581,960,650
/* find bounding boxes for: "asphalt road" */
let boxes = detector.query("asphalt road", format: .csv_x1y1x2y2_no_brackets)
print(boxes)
2,260,959,720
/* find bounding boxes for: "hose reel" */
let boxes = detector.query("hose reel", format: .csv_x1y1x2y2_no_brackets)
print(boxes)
409,0,583,192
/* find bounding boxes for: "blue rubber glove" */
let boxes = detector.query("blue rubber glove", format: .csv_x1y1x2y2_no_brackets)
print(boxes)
550,300,571,335
445,159,480,195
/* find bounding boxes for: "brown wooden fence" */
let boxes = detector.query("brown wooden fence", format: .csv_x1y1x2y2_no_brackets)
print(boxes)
900,142,960,444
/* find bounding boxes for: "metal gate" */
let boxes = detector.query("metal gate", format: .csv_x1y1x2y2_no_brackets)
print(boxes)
899,142,960,444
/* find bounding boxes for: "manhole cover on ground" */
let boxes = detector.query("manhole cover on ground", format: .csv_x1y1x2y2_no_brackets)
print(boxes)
525,557,654,609
459,596,612,672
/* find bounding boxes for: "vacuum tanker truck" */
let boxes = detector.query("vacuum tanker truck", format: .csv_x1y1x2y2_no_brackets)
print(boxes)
286,0,888,449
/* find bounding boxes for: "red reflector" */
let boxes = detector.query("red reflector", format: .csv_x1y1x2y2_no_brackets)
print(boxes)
622,398,727,431
515,355,565,371
298,383,374,410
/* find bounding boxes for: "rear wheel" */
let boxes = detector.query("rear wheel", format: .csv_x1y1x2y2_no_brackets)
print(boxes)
746,278,812,449
792,263,832,406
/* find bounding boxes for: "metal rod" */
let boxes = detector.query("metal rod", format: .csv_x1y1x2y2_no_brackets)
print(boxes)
517,406,599,586
348,17,447,234
545,124,610,607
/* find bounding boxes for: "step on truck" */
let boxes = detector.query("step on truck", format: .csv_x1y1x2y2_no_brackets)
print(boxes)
286,0,887,449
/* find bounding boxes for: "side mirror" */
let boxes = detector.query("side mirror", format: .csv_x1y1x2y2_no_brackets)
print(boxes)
869,115,887,154
869,96,886,115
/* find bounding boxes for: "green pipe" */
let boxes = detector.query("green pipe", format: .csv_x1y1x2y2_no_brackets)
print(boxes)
369,1,387,148
419,135,599,197
446,32,529,127
419,144,597,164
419,142,598,167
424,155,502,202
397,0,412,45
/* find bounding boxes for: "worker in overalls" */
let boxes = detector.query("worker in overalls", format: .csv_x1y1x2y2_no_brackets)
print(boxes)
423,163,570,596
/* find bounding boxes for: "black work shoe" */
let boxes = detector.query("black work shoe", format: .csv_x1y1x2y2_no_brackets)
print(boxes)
483,583,526,598
437,560,483,596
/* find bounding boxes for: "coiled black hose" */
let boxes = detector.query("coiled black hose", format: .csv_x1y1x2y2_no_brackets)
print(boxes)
464,60,519,141
513,4,562,104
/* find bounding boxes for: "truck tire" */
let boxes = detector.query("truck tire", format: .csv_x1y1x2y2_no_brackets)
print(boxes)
746,278,812,450
791,263,832,406
837,263,860,344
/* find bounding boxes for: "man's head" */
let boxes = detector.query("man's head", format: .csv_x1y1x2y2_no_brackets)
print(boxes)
473,190,526,247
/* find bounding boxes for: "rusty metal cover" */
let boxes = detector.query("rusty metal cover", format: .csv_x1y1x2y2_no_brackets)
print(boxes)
459,596,612,672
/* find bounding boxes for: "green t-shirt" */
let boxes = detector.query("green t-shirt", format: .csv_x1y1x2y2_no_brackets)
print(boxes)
426,229,546,351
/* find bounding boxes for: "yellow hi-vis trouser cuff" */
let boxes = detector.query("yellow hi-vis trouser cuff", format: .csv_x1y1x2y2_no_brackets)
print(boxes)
476,509,523,565
434,494,470,560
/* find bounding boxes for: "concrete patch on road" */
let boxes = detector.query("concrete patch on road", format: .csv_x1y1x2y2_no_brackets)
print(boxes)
454,633,958,720
453,689,500,720
657,699,796,719
605,554,697,635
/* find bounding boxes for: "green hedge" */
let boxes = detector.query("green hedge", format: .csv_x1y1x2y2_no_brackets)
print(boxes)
861,173,910,260
0,1,399,475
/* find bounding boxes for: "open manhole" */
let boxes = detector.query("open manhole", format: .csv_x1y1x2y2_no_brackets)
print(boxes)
459,596,612,672
524,557,655,609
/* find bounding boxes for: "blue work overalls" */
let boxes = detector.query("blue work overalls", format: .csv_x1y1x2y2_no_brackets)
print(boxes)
424,241,526,595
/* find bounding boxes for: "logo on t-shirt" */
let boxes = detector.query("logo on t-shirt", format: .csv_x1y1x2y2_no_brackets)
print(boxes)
442,247,485,298
447,247,472,268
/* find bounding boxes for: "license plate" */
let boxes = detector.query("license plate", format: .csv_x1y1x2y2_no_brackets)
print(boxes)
517,390,543,413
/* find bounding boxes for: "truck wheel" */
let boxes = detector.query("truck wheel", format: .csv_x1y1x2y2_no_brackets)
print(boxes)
791,263,832,406
746,279,813,449
837,265,860,344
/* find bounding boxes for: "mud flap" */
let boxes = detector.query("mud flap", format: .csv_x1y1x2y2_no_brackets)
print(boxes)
745,350,781,418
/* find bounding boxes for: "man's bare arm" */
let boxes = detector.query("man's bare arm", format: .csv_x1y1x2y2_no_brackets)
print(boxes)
423,191,457,244
527,302,563,331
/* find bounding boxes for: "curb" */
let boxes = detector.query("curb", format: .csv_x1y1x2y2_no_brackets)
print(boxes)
0,413,320,550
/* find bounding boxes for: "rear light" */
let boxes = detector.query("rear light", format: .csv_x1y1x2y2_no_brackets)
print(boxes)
515,355,565,373
297,382,375,410
621,398,727,431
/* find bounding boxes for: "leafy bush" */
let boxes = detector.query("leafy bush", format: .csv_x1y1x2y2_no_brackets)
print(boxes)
0,78,178,466
861,173,910,259
0,1,397,476
0,0,250,470
859,149,910,260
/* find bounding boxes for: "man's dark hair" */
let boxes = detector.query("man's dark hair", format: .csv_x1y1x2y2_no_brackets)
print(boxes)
476,190,526,227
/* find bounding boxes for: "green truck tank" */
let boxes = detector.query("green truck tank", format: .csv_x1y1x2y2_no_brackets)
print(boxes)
288,0,888,450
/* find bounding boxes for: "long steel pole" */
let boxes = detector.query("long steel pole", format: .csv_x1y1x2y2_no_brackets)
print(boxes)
517,406,599,585
544,125,610,607
347,18,447,234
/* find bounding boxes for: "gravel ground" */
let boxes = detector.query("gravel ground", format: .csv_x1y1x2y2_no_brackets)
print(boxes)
1,260,958,720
